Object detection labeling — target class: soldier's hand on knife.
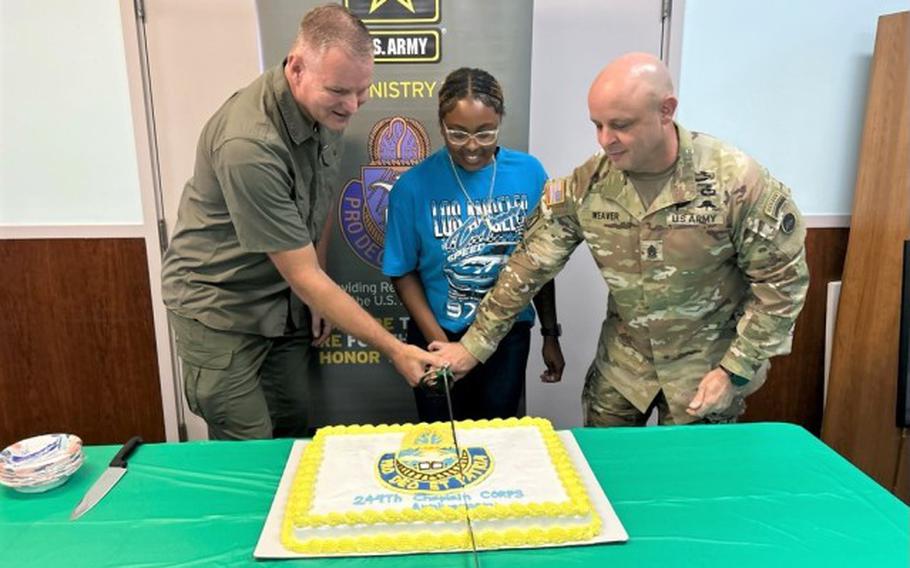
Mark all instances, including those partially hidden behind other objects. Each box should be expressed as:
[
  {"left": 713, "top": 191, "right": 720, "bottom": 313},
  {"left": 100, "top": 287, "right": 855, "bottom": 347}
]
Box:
[{"left": 428, "top": 341, "right": 479, "bottom": 380}]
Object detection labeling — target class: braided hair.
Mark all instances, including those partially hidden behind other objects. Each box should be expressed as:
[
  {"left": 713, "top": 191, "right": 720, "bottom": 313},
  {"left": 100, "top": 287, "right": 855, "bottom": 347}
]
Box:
[{"left": 437, "top": 67, "right": 505, "bottom": 124}]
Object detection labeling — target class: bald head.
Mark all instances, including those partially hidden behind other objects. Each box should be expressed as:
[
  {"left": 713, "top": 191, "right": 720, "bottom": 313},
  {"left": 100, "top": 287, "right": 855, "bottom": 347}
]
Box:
[
  {"left": 587, "top": 52, "right": 678, "bottom": 173},
  {"left": 590, "top": 52, "right": 674, "bottom": 110}
]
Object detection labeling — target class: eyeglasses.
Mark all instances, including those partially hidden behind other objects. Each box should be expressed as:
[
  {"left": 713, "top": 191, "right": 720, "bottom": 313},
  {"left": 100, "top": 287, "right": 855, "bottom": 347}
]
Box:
[{"left": 443, "top": 125, "right": 499, "bottom": 146}]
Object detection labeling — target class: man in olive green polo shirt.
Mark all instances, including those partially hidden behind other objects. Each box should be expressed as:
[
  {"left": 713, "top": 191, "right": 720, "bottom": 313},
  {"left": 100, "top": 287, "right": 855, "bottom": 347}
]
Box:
[
  {"left": 431, "top": 53, "right": 809, "bottom": 426},
  {"left": 161, "top": 5, "right": 442, "bottom": 440}
]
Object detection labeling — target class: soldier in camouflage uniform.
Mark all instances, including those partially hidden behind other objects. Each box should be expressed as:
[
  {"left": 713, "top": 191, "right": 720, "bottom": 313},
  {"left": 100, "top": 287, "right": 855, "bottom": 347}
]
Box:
[{"left": 431, "top": 53, "right": 808, "bottom": 425}]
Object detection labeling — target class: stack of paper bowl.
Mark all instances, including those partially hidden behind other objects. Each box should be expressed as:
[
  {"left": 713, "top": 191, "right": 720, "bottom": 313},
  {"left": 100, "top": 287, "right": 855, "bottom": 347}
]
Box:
[{"left": 0, "top": 434, "right": 84, "bottom": 493}]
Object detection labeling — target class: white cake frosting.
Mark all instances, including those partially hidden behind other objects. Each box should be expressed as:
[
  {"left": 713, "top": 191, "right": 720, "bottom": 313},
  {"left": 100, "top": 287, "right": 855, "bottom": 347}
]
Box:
[{"left": 281, "top": 417, "right": 601, "bottom": 554}]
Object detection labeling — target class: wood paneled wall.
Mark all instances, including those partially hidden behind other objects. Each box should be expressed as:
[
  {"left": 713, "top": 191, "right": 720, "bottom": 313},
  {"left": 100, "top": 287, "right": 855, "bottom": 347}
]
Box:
[
  {"left": 0, "top": 238, "right": 164, "bottom": 446},
  {"left": 742, "top": 228, "right": 849, "bottom": 434}
]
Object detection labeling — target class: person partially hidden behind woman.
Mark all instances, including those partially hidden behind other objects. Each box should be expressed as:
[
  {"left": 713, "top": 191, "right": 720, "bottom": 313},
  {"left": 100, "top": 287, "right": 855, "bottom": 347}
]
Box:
[{"left": 383, "top": 67, "right": 565, "bottom": 422}]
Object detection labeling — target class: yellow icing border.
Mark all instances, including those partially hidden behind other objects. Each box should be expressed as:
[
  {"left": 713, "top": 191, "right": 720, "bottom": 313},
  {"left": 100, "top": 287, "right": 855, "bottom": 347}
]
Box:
[{"left": 280, "top": 416, "right": 601, "bottom": 554}]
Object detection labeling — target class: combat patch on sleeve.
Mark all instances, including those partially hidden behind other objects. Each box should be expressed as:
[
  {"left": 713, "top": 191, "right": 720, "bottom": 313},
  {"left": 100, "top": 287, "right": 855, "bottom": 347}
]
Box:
[
  {"left": 752, "top": 180, "right": 805, "bottom": 256},
  {"left": 781, "top": 212, "right": 796, "bottom": 234}
]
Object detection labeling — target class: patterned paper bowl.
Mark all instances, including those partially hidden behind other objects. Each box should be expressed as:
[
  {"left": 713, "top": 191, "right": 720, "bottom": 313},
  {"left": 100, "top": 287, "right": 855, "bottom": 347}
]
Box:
[{"left": 0, "top": 434, "right": 84, "bottom": 493}]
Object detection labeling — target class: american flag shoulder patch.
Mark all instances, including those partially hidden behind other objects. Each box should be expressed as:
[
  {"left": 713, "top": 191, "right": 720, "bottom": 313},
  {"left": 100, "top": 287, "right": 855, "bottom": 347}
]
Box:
[{"left": 544, "top": 179, "right": 565, "bottom": 206}]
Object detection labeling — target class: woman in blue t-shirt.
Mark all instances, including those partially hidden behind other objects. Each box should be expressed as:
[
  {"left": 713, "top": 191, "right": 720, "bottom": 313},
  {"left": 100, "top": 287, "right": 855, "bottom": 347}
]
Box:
[{"left": 383, "top": 67, "right": 564, "bottom": 421}]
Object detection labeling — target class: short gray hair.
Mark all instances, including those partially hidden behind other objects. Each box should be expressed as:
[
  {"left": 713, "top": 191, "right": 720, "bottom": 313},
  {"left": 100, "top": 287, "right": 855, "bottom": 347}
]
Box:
[{"left": 293, "top": 4, "right": 372, "bottom": 60}]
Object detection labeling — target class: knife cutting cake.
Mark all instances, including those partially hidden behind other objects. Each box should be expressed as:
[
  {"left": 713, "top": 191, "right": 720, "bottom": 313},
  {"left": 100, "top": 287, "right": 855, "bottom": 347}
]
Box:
[{"left": 281, "top": 416, "right": 601, "bottom": 554}]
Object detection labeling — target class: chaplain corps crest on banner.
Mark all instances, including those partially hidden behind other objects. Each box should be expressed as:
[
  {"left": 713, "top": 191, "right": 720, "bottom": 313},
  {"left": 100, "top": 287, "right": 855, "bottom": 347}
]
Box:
[
  {"left": 339, "top": 116, "right": 431, "bottom": 269},
  {"left": 377, "top": 424, "right": 493, "bottom": 493}
]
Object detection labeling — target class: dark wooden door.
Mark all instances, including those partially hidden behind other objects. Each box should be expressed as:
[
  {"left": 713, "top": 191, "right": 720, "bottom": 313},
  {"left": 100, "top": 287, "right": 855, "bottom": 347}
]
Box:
[{"left": 0, "top": 238, "right": 165, "bottom": 446}]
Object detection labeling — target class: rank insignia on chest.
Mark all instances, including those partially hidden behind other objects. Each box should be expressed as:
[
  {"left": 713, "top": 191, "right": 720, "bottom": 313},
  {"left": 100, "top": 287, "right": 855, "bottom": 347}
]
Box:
[{"left": 641, "top": 240, "right": 663, "bottom": 261}]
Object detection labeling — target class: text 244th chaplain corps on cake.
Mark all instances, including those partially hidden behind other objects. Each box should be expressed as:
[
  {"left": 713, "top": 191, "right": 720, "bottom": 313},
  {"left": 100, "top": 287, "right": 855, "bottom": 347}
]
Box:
[{"left": 261, "top": 416, "right": 628, "bottom": 556}]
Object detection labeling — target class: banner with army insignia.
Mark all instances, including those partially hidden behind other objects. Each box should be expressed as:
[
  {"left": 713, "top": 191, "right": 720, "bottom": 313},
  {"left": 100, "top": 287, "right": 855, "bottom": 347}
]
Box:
[{"left": 256, "top": 0, "right": 534, "bottom": 429}]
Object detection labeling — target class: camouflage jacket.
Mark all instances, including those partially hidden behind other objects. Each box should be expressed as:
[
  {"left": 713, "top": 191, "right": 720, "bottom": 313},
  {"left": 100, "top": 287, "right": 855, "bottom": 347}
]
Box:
[{"left": 461, "top": 125, "right": 809, "bottom": 416}]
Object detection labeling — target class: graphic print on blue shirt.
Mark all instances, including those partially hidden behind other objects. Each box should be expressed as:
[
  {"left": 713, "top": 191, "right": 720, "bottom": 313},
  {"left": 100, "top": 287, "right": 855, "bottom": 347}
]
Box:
[
  {"left": 382, "top": 147, "right": 547, "bottom": 332},
  {"left": 436, "top": 196, "right": 529, "bottom": 320}
]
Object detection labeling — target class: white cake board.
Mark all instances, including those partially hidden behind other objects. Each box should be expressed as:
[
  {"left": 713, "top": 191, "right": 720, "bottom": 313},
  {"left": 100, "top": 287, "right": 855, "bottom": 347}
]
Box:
[{"left": 254, "top": 430, "right": 628, "bottom": 558}]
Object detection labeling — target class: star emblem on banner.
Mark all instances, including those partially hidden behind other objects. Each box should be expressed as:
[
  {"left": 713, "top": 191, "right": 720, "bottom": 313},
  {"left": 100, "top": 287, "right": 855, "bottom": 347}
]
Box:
[{"left": 369, "top": 0, "right": 416, "bottom": 14}]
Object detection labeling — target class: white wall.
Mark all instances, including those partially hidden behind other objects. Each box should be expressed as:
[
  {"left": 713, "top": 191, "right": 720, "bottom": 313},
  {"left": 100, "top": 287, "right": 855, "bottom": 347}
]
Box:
[
  {"left": 677, "top": 0, "right": 908, "bottom": 217},
  {"left": 0, "top": 1, "right": 143, "bottom": 225},
  {"left": 144, "top": 0, "right": 261, "bottom": 239}
]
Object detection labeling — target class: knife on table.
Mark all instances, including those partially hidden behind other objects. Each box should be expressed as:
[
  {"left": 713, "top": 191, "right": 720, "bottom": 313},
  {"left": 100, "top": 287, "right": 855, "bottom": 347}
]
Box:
[{"left": 70, "top": 436, "right": 143, "bottom": 521}]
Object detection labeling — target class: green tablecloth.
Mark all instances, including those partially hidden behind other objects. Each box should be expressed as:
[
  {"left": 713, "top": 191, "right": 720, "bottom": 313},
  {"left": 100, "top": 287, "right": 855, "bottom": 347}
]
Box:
[{"left": 1, "top": 423, "right": 906, "bottom": 567}]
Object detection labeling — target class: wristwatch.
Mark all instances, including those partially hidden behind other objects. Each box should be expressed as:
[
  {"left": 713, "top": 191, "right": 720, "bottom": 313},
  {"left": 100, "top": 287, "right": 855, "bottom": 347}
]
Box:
[
  {"left": 720, "top": 365, "right": 749, "bottom": 387},
  {"left": 540, "top": 324, "right": 562, "bottom": 338}
]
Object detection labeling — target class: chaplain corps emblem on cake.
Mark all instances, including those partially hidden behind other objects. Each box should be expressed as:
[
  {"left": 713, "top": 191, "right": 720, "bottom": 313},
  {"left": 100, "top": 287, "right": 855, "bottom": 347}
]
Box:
[{"left": 377, "top": 424, "right": 492, "bottom": 493}]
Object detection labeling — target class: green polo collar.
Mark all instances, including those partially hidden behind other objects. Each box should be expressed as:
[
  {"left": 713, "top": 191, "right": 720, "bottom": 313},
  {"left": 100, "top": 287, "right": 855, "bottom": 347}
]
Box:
[{"left": 272, "top": 62, "right": 318, "bottom": 146}]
